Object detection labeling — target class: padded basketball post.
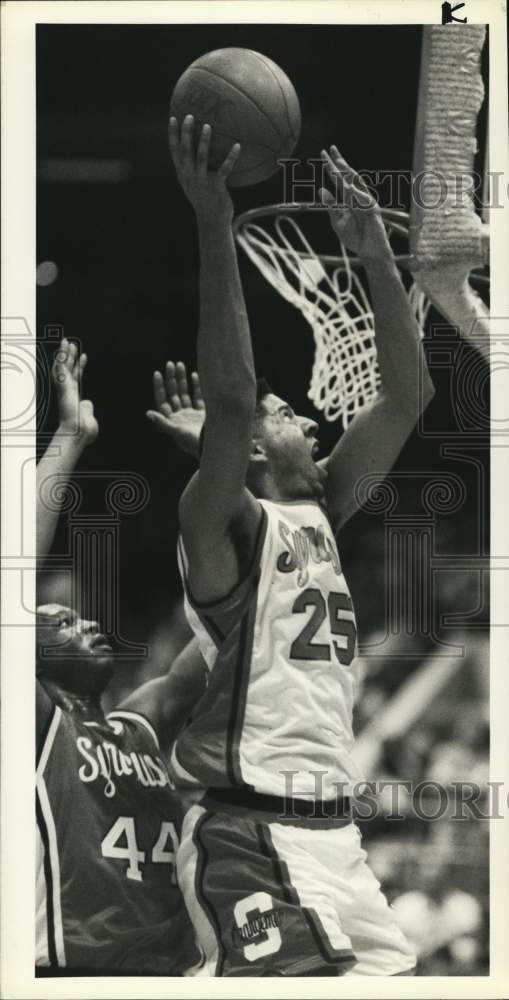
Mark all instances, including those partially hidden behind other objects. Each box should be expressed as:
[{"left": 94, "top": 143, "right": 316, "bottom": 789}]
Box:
[
  {"left": 411, "top": 25, "right": 487, "bottom": 266},
  {"left": 410, "top": 26, "right": 489, "bottom": 355}
]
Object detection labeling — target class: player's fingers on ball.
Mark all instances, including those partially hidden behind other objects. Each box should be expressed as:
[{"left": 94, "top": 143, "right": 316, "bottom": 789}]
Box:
[
  {"left": 196, "top": 124, "right": 211, "bottom": 173},
  {"left": 181, "top": 114, "right": 194, "bottom": 161},
  {"left": 168, "top": 116, "right": 179, "bottom": 148},
  {"left": 218, "top": 142, "right": 241, "bottom": 177},
  {"left": 168, "top": 117, "right": 182, "bottom": 167}
]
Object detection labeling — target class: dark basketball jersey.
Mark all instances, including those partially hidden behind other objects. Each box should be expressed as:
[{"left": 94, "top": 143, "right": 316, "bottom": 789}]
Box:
[{"left": 36, "top": 699, "right": 199, "bottom": 974}]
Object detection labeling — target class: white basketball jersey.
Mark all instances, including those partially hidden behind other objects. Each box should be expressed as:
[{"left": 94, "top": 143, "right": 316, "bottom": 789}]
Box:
[{"left": 173, "top": 499, "right": 362, "bottom": 799}]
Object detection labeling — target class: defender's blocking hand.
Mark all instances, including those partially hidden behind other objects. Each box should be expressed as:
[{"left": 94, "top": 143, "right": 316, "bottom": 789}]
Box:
[
  {"left": 319, "top": 146, "right": 392, "bottom": 263},
  {"left": 147, "top": 361, "right": 205, "bottom": 458},
  {"left": 52, "top": 338, "right": 98, "bottom": 446},
  {"left": 168, "top": 115, "right": 241, "bottom": 225}
]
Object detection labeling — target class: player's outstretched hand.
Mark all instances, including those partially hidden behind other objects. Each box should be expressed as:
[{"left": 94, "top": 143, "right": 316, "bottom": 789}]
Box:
[
  {"left": 52, "top": 338, "right": 98, "bottom": 446},
  {"left": 147, "top": 360, "right": 205, "bottom": 458},
  {"left": 319, "top": 146, "right": 392, "bottom": 263},
  {"left": 169, "top": 115, "right": 241, "bottom": 225}
]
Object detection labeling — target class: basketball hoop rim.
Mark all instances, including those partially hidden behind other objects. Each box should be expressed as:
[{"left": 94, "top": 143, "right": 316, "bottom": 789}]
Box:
[
  {"left": 233, "top": 202, "right": 411, "bottom": 268},
  {"left": 233, "top": 202, "right": 489, "bottom": 286}
]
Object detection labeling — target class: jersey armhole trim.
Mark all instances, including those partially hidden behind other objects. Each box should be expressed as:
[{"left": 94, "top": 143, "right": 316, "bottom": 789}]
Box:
[
  {"left": 107, "top": 710, "right": 160, "bottom": 750},
  {"left": 36, "top": 706, "right": 62, "bottom": 776},
  {"left": 179, "top": 506, "right": 268, "bottom": 614},
  {"left": 170, "top": 741, "right": 202, "bottom": 786}
]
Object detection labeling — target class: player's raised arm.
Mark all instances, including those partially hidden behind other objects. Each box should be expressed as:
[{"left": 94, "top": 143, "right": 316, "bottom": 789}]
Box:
[
  {"left": 169, "top": 116, "right": 261, "bottom": 602},
  {"left": 37, "top": 339, "right": 98, "bottom": 564},
  {"left": 319, "top": 148, "right": 435, "bottom": 532},
  {"left": 114, "top": 636, "right": 208, "bottom": 752}
]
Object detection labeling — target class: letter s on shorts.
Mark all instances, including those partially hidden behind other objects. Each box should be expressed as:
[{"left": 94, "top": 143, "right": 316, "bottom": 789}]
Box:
[{"left": 234, "top": 891, "right": 282, "bottom": 962}]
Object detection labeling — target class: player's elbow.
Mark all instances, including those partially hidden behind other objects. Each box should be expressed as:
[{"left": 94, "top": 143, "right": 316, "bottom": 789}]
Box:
[{"left": 206, "top": 378, "right": 257, "bottom": 420}]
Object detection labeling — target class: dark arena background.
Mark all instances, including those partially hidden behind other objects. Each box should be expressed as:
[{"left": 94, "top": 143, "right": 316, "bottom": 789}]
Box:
[{"left": 36, "top": 24, "right": 489, "bottom": 974}]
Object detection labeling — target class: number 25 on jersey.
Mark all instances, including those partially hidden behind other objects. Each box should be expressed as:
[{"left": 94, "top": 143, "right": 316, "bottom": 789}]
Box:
[{"left": 290, "top": 589, "right": 356, "bottom": 666}]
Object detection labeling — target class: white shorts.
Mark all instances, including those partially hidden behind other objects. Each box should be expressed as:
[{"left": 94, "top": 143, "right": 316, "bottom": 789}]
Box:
[{"left": 177, "top": 802, "right": 416, "bottom": 977}]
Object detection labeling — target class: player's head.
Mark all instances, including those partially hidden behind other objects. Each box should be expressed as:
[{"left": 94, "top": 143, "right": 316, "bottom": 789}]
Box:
[
  {"left": 36, "top": 603, "right": 114, "bottom": 696},
  {"left": 248, "top": 379, "right": 326, "bottom": 500}
]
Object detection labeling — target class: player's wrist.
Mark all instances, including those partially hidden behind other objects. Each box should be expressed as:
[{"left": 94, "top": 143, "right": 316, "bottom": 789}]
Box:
[
  {"left": 56, "top": 421, "right": 93, "bottom": 450},
  {"left": 196, "top": 210, "right": 232, "bottom": 234},
  {"left": 360, "top": 247, "right": 396, "bottom": 271}
]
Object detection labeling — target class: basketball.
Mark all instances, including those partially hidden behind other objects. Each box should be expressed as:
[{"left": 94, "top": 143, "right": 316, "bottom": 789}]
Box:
[{"left": 169, "top": 48, "right": 301, "bottom": 187}]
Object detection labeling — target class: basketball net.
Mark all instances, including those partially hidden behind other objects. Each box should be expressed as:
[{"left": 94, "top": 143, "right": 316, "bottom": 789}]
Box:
[
  {"left": 234, "top": 204, "right": 429, "bottom": 427},
  {"left": 234, "top": 25, "right": 489, "bottom": 426}
]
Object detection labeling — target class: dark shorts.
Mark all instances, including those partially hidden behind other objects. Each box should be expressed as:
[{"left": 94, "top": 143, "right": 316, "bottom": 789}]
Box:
[{"left": 177, "top": 797, "right": 415, "bottom": 977}]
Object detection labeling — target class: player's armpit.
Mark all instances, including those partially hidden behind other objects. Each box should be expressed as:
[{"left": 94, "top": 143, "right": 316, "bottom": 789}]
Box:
[
  {"left": 325, "top": 390, "right": 434, "bottom": 533},
  {"left": 115, "top": 638, "right": 208, "bottom": 752}
]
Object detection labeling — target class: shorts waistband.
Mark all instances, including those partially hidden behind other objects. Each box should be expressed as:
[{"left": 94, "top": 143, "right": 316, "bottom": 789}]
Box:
[{"left": 201, "top": 786, "right": 352, "bottom": 827}]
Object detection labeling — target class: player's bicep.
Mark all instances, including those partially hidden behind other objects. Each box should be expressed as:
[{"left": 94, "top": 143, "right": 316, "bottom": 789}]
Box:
[
  {"left": 325, "top": 394, "right": 417, "bottom": 531},
  {"left": 180, "top": 418, "right": 262, "bottom": 601},
  {"left": 194, "top": 410, "right": 255, "bottom": 527}
]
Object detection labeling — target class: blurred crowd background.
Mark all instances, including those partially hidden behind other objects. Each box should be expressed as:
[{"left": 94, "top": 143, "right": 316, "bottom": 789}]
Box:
[{"left": 36, "top": 24, "right": 489, "bottom": 975}]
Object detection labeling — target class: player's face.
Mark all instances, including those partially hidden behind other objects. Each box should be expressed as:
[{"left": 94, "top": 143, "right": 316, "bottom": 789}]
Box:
[
  {"left": 36, "top": 603, "right": 114, "bottom": 694},
  {"left": 254, "top": 394, "right": 327, "bottom": 499}
]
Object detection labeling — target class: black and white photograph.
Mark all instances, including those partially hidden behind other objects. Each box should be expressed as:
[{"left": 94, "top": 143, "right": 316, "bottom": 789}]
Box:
[{"left": 1, "top": 1, "right": 509, "bottom": 996}]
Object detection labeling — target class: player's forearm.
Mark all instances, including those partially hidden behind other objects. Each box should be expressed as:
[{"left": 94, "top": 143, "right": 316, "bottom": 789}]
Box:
[
  {"left": 197, "top": 218, "right": 256, "bottom": 417},
  {"left": 363, "top": 252, "right": 435, "bottom": 414},
  {"left": 36, "top": 430, "right": 86, "bottom": 563},
  {"left": 118, "top": 638, "right": 208, "bottom": 750}
]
